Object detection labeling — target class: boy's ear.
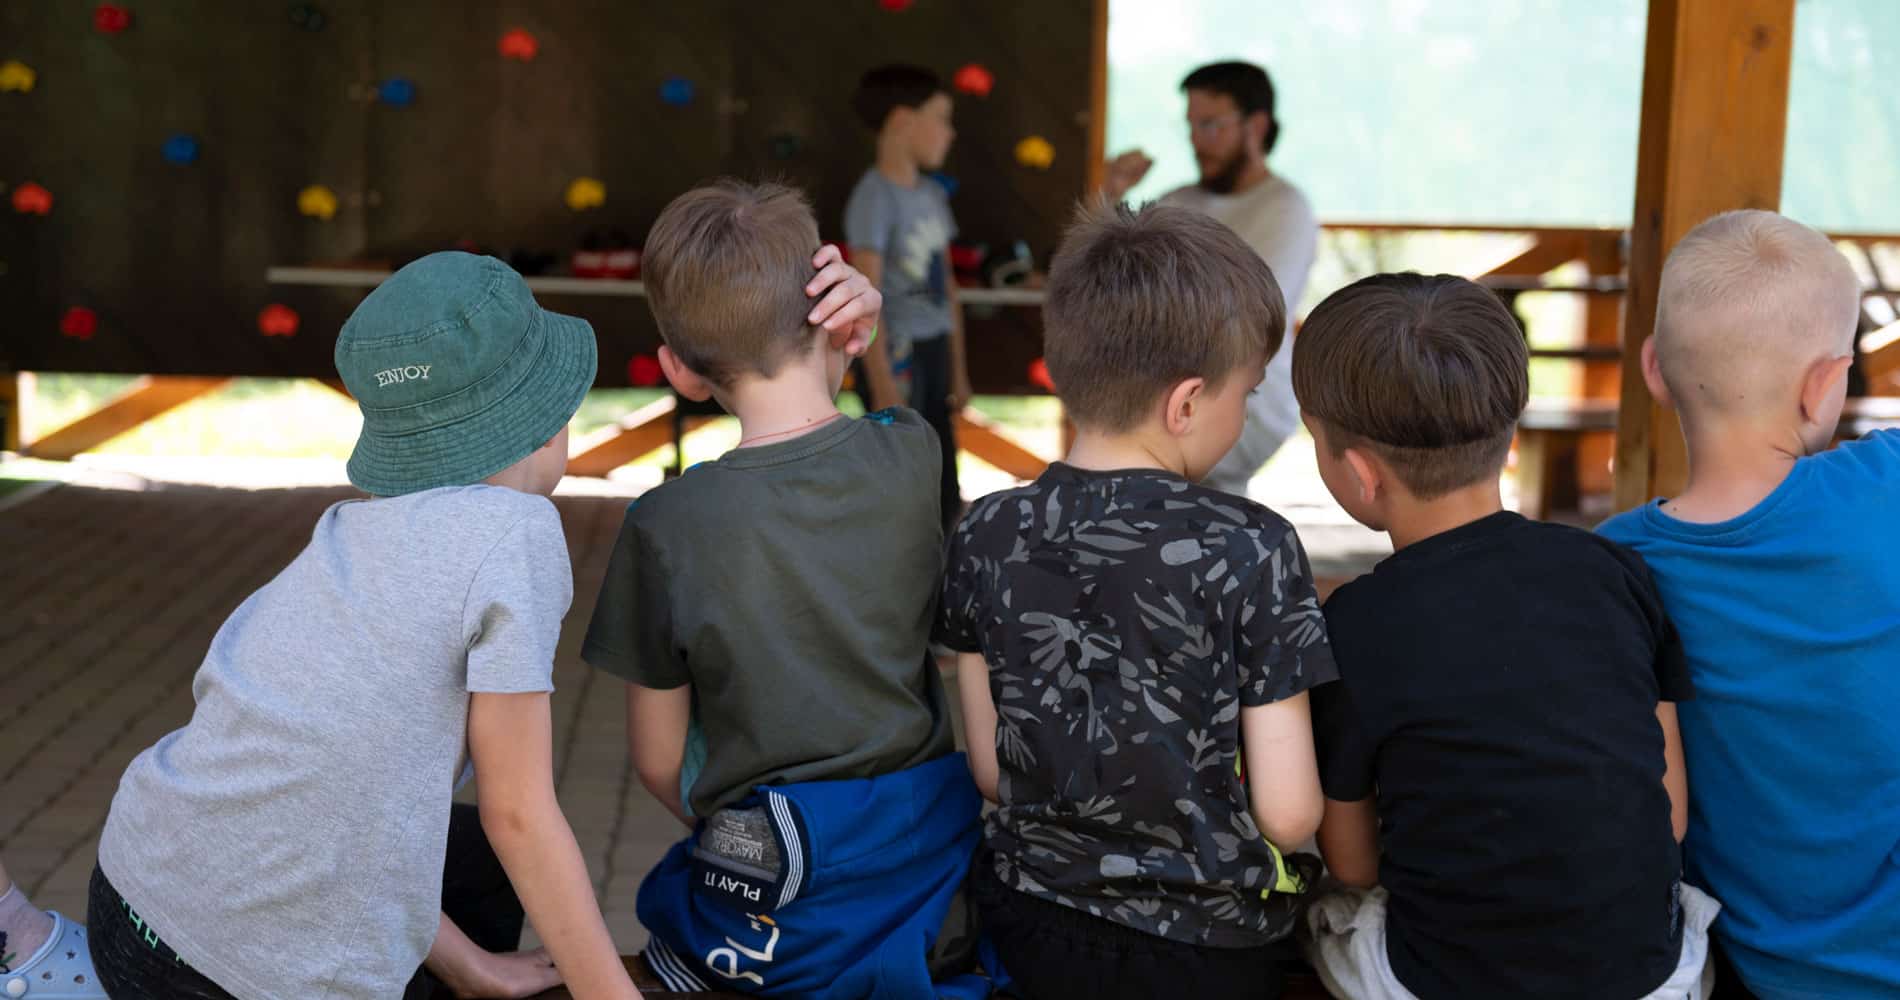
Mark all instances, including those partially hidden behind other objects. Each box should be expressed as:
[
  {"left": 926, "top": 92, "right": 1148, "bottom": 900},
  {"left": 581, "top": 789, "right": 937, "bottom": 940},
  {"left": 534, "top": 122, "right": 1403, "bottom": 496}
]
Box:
[
  {"left": 1640, "top": 337, "right": 1675, "bottom": 410},
  {"left": 1798, "top": 353, "right": 1854, "bottom": 425},
  {"left": 657, "top": 346, "right": 714, "bottom": 403},
  {"left": 1163, "top": 377, "right": 1207, "bottom": 437},
  {"left": 1342, "top": 447, "right": 1384, "bottom": 507}
]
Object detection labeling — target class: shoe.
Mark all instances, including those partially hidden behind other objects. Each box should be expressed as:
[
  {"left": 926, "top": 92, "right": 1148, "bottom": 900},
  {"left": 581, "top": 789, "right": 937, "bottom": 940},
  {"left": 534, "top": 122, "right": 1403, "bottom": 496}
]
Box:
[{"left": 3, "top": 912, "right": 108, "bottom": 998}]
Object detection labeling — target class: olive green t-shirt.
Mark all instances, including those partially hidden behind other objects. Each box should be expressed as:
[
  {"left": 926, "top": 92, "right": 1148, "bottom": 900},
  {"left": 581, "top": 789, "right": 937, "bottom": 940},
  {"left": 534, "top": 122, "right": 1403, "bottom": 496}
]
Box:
[{"left": 582, "top": 408, "right": 955, "bottom": 816}]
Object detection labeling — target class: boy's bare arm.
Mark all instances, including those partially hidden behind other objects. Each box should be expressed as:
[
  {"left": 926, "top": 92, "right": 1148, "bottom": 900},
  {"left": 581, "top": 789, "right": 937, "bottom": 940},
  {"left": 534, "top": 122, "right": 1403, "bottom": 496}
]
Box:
[
  {"left": 945, "top": 255, "right": 972, "bottom": 409},
  {"left": 1657, "top": 701, "right": 1689, "bottom": 842},
  {"left": 469, "top": 691, "right": 642, "bottom": 999},
  {"left": 845, "top": 248, "right": 904, "bottom": 411},
  {"left": 1240, "top": 692, "right": 1325, "bottom": 849},
  {"left": 1317, "top": 797, "right": 1381, "bottom": 889},
  {"left": 626, "top": 683, "right": 693, "bottom": 827},
  {"left": 955, "top": 652, "right": 1000, "bottom": 802}
]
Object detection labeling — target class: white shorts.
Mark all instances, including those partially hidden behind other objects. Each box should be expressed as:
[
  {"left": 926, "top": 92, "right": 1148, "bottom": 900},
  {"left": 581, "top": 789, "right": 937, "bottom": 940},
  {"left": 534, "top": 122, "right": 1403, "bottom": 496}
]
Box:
[{"left": 1303, "top": 882, "right": 1720, "bottom": 1000}]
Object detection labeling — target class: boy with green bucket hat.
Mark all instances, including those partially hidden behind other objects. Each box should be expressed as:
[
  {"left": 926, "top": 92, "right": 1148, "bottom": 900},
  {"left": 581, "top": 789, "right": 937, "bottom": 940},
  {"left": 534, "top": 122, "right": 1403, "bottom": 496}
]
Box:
[{"left": 84, "top": 249, "right": 885, "bottom": 1000}]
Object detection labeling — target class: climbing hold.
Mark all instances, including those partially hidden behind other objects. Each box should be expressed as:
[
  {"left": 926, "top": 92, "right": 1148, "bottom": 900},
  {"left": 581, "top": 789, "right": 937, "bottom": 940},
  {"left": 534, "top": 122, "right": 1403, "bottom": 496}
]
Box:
[
  {"left": 952, "top": 63, "right": 993, "bottom": 98},
  {"left": 768, "top": 133, "right": 800, "bottom": 161},
  {"left": 499, "top": 28, "right": 538, "bottom": 61},
  {"left": 297, "top": 184, "right": 338, "bottom": 220},
  {"left": 0, "top": 60, "right": 36, "bottom": 93},
  {"left": 1014, "top": 135, "right": 1055, "bottom": 170},
  {"left": 927, "top": 172, "right": 959, "bottom": 198},
  {"left": 1028, "top": 358, "right": 1055, "bottom": 393},
  {"left": 93, "top": 4, "right": 132, "bottom": 33},
  {"left": 627, "top": 355, "right": 664, "bottom": 387},
  {"left": 258, "top": 304, "right": 300, "bottom": 337},
  {"left": 162, "top": 133, "right": 200, "bottom": 165},
  {"left": 564, "top": 177, "right": 605, "bottom": 211},
  {"left": 658, "top": 77, "right": 695, "bottom": 107},
  {"left": 60, "top": 306, "right": 98, "bottom": 340},
  {"left": 288, "top": 3, "right": 325, "bottom": 30},
  {"left": 377, "top": 77, "right": 417, "bottom": 107},
  {"left": 878, "top": 0, "right": 913, "bottom": 10},
  {"left": 11, "top": 182, "right": 52, "bottom": 215}
]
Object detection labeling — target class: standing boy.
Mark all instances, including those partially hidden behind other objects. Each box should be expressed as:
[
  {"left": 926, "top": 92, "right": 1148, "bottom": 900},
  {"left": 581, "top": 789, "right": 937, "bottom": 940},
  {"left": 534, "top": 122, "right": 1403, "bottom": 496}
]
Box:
[
  {"left": 584, "top": 181, "right": 980, "bottom": 999},
  {"left": 1600, "top": 210, "right": 1900, "bottom": 998},
  {"left": 845, "top": 64, "right": 970, "bottom": 534},
  {"left": 939, "top": 202, "right": 1335, "bottom": 1000},
  {"left": 1295, "top": 273, "right": 1715, "bottom": 999}
]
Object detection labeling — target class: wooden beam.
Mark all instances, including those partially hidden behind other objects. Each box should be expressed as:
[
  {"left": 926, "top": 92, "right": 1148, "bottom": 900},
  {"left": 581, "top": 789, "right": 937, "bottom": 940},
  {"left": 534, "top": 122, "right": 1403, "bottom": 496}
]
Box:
[
  {"left": 566, "top": 395, "right": 720, "bottom": 478},
  {"left": 1085, "top": 0, "right": 1109, "bottom": 194},
  {"left": 22, "top": 376, "right": 231, "bottom": 460},
  {"left": 1480, "top": 233, "right": 1586, "bottom": 278},
  {"left": 1863, "top": 321, "right": 1900, "bottom": 392},
  {"left": 1614, "top": 0, "right": 1794, "bottom": 511},
  {"left": 955, "top": 408, "right": 1049, "bottom": 481},
  {"left": 1, "top": 371, "right": 20, "bottom": 453}
]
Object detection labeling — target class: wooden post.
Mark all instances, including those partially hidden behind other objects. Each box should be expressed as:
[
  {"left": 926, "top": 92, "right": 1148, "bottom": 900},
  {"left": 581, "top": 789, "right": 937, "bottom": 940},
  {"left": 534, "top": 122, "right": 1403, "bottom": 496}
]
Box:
[
  {"left": 1, "top": 371, "right": 20, "bottom": 453},
  {"left": 1085, "top": 0, "right": 1108, "bottom": 194},
  {"left": 1579, "top": 232, "right": 1625, "bottom": 496},
  {"left": 1614, "top": 0, "right": 1795, "bottom": 510}
]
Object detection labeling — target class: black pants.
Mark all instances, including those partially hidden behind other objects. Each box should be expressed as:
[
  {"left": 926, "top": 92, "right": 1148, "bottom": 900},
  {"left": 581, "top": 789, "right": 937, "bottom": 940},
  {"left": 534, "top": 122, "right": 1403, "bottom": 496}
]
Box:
[
  {"left": 972, "top": 856, "right": 1292, "bottom": 1000},
  {"left": 907, "top": 335, "right": 961, "bottom": 536},
  {"left": 88, "top": 804, "right": 523, "bottom": 999}
]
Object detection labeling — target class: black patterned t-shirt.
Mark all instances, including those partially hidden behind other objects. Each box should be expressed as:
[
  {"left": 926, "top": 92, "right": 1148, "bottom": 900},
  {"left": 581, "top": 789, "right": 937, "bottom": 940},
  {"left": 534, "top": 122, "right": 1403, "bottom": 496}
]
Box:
[{"left": 936, "top": 463, "right": 1337, "bottom": 948}]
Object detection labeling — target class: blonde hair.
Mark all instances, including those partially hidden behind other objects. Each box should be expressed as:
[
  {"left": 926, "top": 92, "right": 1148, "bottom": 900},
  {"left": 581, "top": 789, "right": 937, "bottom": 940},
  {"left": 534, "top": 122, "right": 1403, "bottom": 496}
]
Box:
[{"left": 1655, "top": 210, "right": 1860, "bottom": 416}]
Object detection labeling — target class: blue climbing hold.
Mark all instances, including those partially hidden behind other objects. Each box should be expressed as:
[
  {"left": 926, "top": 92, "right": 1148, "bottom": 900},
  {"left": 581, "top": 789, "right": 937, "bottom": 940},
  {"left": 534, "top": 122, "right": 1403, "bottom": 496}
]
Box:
[
  {"left": 162, "top": 133, "right": 200, "bottom": 165},
  {"left": 378, "top": 77, "right": 417, "bottom": 107},
  {"left": 659, "top": 76, "right": 695, "bottom": 107},
  {"left": 928, "top": 172, "right": 959, "bottom": 198}
]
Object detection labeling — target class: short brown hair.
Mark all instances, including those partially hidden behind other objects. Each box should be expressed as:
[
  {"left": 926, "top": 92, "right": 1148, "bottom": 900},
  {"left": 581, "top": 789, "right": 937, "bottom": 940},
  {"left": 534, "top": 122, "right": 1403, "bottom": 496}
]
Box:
[
  {"left": 1292, "top": 273, "right": 1528, "bottom": 499},
  {"left": 643, "top": 180, "right": 820, "bottom": 385},
  {"left": 1043, "top": 201, "right": 1285, "bottom": 432}
]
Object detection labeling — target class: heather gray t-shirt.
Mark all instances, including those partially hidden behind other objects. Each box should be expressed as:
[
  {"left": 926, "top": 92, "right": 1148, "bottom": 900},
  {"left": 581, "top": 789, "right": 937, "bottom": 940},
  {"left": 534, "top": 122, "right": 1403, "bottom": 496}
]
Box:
[
  {"left": 844, "top": 168, "right": 959, "bottom": 345},
  {"left": 582, "top": 409, "right": 955, "bottom": 817},
  {"left": 98, "top": 485, "right": 569, "bottom": 1000}
]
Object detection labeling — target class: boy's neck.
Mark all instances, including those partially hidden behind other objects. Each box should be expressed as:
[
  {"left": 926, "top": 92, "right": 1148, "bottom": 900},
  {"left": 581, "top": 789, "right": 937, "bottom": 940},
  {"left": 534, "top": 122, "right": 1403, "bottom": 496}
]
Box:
[
  {"left": 1668, "top": 417, "right": 1810, "bottom": 523},
  {"left": 1383, "top": 480, "right": 1505, "bottom": 551},
  {"left": 874, "top": 136, "right": 921, "bottom": 188},
  {"left": 1064, "top": 427, "right": 1188, "bottom": 479},
  {"left": 719, "top": 359, "right": 843, "bottom": 451}
]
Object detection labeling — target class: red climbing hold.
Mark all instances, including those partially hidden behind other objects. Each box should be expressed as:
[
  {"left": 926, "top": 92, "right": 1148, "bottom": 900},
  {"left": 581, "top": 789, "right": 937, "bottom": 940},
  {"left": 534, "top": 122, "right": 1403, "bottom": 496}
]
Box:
[
  {"left": 93, "top": 4, "right": 132, "bottom": 33},
  {"left": 60, "top": 306, "right": 98, "bottom": 340},
  {"left": 258, "top": 304, "right": 301, "bottom": 337},
  {"left": 1028, "top": 358, "right": 1055, "bottom": 393},
  {"left": 627, "top": 355, "right": 664, "bottom": 387},
  {"left": 877, "top": 0, "right": 912, "bottom": 10},
  {"left": 953, "top": 64, "right": 994, "bottom": 98},
  {"left": 499, "top": 28, "right": 538, "bottom": 61},
  {"left": 11, "top": 182, "right": 52, "bottom": 216}
]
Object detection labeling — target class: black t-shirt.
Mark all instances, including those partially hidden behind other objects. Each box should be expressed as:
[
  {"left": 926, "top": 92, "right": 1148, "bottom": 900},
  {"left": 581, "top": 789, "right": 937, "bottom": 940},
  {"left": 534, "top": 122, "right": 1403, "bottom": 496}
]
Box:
[
  {"left": 937, "top": 463, "right": 1337, "bottom": 948},
  {"left": 582, "top": 409, "right": 953, "bottom": 816},
  {"left": 1312, "top": 511, "right": 1693, "bottom": 1000}
]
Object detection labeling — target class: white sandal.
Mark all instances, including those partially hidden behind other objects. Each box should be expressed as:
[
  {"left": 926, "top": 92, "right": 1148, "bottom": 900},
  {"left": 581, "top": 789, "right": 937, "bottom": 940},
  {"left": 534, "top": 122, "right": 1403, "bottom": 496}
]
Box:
[{"left": 3, "top": 912, "right": 107, "bottom": 998}]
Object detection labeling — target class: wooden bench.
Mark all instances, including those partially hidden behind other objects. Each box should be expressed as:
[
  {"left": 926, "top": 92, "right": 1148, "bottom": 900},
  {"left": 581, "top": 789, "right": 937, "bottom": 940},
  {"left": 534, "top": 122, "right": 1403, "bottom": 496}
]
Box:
[
  {"left": 1516, "top": 396, "right": 1900, "bottom": 519},
  {"left": 534, "top": 953, "right": 1337, "bottom": 998}
]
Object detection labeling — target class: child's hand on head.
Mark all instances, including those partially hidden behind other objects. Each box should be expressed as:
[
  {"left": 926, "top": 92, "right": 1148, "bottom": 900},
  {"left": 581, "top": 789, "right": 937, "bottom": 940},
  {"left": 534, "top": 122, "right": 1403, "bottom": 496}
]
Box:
[{"left": 807, "top": 245, "right": 882, "bottom": 357}]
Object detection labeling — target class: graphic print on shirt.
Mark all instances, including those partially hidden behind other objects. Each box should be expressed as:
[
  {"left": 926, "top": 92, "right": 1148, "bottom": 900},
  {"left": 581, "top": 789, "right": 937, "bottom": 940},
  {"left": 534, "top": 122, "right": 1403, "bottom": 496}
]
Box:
[
  {"left": 896, "top": 214, "right": 951, "bottom": 308},
  {"left": 705, "top": 913, "right": 782, "bottom": 987}
]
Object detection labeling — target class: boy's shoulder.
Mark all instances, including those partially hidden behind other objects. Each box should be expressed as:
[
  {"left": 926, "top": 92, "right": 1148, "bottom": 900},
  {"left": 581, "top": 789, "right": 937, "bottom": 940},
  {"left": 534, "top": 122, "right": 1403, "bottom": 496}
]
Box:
[{"left": 337, "top": 484, "right": 558, "bottom": 544}]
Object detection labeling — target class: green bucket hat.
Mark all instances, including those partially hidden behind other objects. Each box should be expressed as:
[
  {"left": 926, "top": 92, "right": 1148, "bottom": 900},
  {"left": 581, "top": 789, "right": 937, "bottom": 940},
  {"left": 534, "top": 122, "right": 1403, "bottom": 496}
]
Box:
[{"left": 335, "top": 251, "right": 597, "bottom": 496}]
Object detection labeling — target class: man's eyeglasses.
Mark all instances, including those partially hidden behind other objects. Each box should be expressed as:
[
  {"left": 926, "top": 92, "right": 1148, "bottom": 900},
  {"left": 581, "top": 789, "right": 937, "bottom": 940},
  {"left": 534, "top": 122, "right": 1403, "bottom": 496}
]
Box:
[{"left": 1186, "top": 113, "right": 1242, "bottom": 139}]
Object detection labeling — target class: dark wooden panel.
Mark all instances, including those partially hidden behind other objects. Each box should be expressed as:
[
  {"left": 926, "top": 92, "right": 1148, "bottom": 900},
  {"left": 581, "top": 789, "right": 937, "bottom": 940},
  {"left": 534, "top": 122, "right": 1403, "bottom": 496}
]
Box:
[{"left": 0, "top": 1, "right": 1090, "bottom": 387}]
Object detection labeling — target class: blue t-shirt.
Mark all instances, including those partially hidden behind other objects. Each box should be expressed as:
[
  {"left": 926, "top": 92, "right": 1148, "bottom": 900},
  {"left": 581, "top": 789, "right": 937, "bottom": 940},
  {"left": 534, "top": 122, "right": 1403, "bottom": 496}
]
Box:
[
  {"left": 843, "top": 169, "right": 957, "bottom": 345},
  {"left": 1599, "top": 430, "right": 1900, "bottom": 999}
]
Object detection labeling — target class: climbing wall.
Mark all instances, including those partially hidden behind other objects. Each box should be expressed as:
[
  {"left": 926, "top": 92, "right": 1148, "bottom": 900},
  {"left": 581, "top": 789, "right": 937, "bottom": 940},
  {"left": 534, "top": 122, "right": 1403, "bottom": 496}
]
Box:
[{"left": 0, "top": 1, "right": 1093, "bottom": 388}]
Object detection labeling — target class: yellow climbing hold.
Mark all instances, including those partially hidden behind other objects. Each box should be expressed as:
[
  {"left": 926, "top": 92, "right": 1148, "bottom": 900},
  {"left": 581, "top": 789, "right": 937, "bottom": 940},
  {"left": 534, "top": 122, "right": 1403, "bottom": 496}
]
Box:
[
  {"left": 0, "top": 60, "right": 36, "bottom": 93},
  {"left": 1014, "top": 135, "right": 1055, "bottom": 170},
  {"left": 297, "top": 184, "right": 339, "bottom": 221},
  {"left": 565, "top": 177, "right": 606, "bottom": 211}
]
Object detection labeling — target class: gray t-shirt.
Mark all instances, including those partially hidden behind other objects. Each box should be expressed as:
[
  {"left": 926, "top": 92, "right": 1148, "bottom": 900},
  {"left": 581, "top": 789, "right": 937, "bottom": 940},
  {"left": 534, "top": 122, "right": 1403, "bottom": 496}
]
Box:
[
  {"left": 98, "top": 486, "right": 569, "bottom": 1000},
  {"left": 582, "top": 409, "right": 955, "bottom": 817},
  {"left": 844, "top": 169, "right": 959, "bottom": 345},
  {"left": 1163, "top": 174, "right": 1319, "bottom": 493}
]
